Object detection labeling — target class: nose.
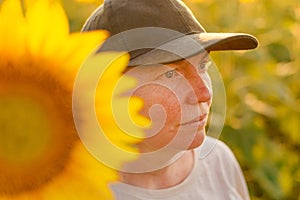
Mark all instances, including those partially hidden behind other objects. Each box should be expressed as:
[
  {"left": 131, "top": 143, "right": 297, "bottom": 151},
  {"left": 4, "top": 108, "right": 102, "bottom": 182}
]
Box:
[{"left": 186, "top": 72, "right": 212, "bottom": 105}]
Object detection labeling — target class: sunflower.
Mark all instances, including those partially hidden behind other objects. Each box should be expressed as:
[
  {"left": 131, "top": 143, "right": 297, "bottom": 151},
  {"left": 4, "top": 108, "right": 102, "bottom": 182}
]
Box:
[
  {"left": 0, "top": 0, "right": 146, "bottom": 199},
  {"left": 74, "top": 0, "right": 103, "bottom": 4}
]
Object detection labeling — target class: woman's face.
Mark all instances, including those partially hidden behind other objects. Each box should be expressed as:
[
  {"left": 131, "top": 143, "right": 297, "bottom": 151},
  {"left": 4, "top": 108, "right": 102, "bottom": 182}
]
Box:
[{"left": 125, "top": 52, "right": 212, "bottom": 152}]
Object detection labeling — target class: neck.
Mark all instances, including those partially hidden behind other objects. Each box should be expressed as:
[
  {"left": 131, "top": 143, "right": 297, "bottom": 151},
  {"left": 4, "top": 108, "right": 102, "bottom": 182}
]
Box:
[{"left": 119, "top": 150, "right": 194, "bottom": 189}]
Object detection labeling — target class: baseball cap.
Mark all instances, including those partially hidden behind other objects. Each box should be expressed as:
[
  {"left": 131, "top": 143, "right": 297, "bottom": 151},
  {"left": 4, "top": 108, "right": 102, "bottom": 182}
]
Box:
[{"left": 82, "top": 0, "right": 258, "bottom": 66}]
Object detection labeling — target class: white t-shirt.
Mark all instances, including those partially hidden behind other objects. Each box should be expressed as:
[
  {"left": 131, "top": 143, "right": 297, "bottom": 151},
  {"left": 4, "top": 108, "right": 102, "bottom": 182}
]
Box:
[{"left": 110, "top": 136, "right": 250, "bottom": 200}]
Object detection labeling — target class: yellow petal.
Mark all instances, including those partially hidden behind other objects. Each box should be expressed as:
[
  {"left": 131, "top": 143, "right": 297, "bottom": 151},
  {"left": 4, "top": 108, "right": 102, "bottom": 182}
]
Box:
[
  {"left": 26, "top": 0, "right": 69, "bottom": 57},
  {"left": 73, "top": 52, "right": 146, "bottom": 170},
  {"left": 0, "top": 0, "right": 26, "bottom": 62},
  {"left": 41, "top": 143, "right": 116, "bottom": 200},
  {"left": 62, "top": 31, "right": 109, "bottom": 71}
]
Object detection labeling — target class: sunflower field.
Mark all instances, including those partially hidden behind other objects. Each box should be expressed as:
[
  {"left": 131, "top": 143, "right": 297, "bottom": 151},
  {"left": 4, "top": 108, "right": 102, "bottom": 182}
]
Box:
[{"left": 183, "top": 0, "right": 300, "bottom": 199}]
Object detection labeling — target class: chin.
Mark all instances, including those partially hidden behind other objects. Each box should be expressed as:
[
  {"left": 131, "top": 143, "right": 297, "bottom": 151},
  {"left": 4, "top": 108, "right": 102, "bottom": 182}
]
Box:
[{"left": 186, "top": 130, "right": 206, "bottom": 150}]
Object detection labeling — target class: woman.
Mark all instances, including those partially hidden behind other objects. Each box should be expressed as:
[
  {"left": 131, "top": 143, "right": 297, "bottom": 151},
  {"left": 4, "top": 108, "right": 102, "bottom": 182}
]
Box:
[{"left": 82, "top": 0, "right": 258, "bottom": 199}]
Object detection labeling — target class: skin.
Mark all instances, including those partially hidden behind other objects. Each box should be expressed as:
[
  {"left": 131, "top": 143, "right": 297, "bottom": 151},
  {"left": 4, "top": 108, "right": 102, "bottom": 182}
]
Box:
[{"left": 121, "top": 52, "right": 213, "bottom": 189}]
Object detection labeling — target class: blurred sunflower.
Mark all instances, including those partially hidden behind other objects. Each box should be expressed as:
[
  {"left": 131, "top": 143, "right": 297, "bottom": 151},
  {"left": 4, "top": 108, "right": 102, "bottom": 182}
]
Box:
[
  {"left": 0, "top": 0, "right": 146, "bottom": 199},
  {"left": 75, "top": 0, "right": 103, "bottom": 4}
]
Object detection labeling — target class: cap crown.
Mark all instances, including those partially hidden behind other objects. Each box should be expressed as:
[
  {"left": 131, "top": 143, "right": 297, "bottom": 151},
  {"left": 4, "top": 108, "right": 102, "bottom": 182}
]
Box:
[{"left": 83, "top": 0, "right": 206, "bottom": 36}]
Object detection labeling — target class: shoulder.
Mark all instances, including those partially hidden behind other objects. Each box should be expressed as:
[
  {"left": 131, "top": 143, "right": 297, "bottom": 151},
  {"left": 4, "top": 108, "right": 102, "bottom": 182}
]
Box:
[
  {"left": 195, "top": 136, "right": 241, "bottom": 171},
  {"left": 192, "top": 137, "right": 250, "bottom": 199},
  {"left": 197, "top": 136, "right": 236, "bottom": 158}
]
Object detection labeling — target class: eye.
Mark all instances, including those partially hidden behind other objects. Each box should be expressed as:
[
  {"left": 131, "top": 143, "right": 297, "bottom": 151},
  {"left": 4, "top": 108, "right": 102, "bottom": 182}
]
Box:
[
  {"left": 156, "top": 69, "right": 181, "bottom": 81},
  {"left": 165, "top": 70, "right": 175, "bottom": 78},
  {"left": 198, "top": 61, "right": 212, "bottom": 71}
]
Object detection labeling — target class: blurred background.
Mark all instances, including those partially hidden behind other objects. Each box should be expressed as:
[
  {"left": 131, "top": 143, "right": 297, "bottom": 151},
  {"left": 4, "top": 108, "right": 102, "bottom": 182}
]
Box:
[{"left": 63, "top": 0, "right": 299, "bottom": 199}]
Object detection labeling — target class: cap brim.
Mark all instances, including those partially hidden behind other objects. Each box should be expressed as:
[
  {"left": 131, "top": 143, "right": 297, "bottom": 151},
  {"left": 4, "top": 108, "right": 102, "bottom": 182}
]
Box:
[
  {"left": 197, "top": 33, "right": 258, "bottom": 51},
  {"left": 129, "top": 32, "right": 258, "bottom": 66}
]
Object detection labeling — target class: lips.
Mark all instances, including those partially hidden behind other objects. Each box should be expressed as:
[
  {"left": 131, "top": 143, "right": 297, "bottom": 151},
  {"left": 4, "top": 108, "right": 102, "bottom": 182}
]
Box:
[{"left": 180, "top": 114, "right": 208, "bottom": 127}]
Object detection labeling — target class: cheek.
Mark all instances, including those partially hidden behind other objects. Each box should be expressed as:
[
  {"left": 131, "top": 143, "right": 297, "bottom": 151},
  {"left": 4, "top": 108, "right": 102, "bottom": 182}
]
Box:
[{"left": 133, "top": 83, "right": 181, "bottom": 131}]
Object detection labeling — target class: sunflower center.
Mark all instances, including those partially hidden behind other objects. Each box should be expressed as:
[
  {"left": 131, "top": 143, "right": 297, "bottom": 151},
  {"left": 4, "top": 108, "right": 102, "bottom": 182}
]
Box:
[
  {"left": 0, "top": 63, "right": 78, "bottom": 195},
  {"left": 0, "top": 94, "right": 51, "bottom": 164}
]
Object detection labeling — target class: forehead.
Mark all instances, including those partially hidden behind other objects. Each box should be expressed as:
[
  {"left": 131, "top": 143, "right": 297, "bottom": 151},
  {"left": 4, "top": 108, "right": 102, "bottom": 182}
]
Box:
[{"left": 167, "top": 52, "right": 209, "bottom": 69}]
